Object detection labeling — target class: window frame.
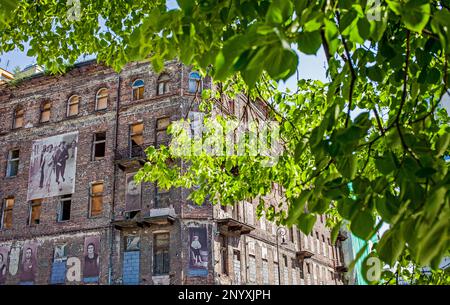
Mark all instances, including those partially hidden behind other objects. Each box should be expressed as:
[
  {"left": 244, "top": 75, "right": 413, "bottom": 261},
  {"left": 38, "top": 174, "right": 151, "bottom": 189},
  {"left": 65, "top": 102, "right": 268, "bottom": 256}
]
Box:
[
  {"left": 89, "top": 181, "right": 104, "bottom": 218},
  {"left": 6, "top": 149, "right": 20, "bottom": 177},
  {"left": 40, "top": 101, "right": 52, "bottom": 123},
  {"left": 28, "top": 199, "right": 42, "bottom": 226},
  {"left": 156, "top": 73, "right": 170, "bottom": 96},
  {"left": 57, "top": 195, "right": 72, "bottom": 222},
  {"left": 92, "top": 132, "right": 106, "bottom": 160},
  {"left": 129, "top": 122, "right": 144, "bottom": 157},
  {"left": 132, "top": 79, "right": 145, "bottom": 101},
  {"left": 188, "top": 72, "right": 202, "bottom": 93},
  {"left": 95, "top": 88, "right": 108, "bottom": 111},
  {"left": 1, "top": 197, "right": 14, "bottom": 230},
  {"left": 153, "top": 232, "right": 170, "bottom": 276},
  {"left": 12, "top": 106, "right": 24, "bottom": 129},
  {"left": 66, "top": 95, "right": 80, "bottom": 117}
]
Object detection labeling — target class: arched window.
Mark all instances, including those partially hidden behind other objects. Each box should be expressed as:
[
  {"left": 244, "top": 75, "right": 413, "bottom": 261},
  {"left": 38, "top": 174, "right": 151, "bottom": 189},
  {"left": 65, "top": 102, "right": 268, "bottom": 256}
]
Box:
[
  {"left": 67, "top": 95, "right": 80, "bottom": 117},
  {"left": 157, "top": 73, "right": 170, "bottom": 96},
  {"left": 188, "top": 72, "right": 202, "bottom": 93},
  {"left": 13, "top": 106, "right": 24, "bottom": 129},
  {"left": 40, "top": 101, "right": 52, "bottom": 123},
  {"left": 95, "top": 88, "right": 108, "bottom": 110},
  {"left": 132, "top": 79, "right": 144, "bottom": 101}
]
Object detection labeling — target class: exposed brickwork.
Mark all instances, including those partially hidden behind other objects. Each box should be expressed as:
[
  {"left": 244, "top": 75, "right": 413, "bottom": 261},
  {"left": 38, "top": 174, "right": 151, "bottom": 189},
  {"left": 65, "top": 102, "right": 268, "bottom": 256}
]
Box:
[{"left": 0, "top": 60, "right": 346, "bottom": 285}]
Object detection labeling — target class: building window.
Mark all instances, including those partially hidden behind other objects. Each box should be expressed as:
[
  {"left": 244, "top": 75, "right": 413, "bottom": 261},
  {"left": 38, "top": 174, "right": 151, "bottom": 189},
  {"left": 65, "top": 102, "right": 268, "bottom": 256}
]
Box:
[
  {"left": 89, "top": 182, "right": 104, "bottom": 217},
  {"left": 1, "top": 198, "right": 14, "bottom": 229},
  {"left": 13, "top": 106, "right": 24, "bottom": 129},
  {"left": 157, "top": 73, "right": 170, "bottom": 95},
  {"left": 289, "top": 227, "right": 294, "bottom": 243},
  {"left": 155, "top": 185, "right": 170, "bottom": 209},
  {"left": 92, "top": 132, "right": 106, "bottom": 160},
  {"left": 132, "top": 79, "right": 144, "bottom": 101},
  {"left": 28, "top": 199, "right": 42, "bottom": 226},
  {"left": 40, "top": 101, "right": 51, "bottom": 123},
  {"left": 58, "top": 195, "right": 71, "bottom": 222},
  {"left": 262, "top": 259, "right": 269, "bottom": 284},
  {"left": 156, "top": 117, "right": 170, "bottom": 146},
  {"left": 153, "top": 233, "right": 170, "bottom": 275},
  {"left": 129, "top": 123, "right": 144, "bottom": 157},
  {"left": 95, "top": 88, "right": 108, "bottom": 110},
  {"left": 67, "top": 95, "right": 80, "bottom": 117},
  {"left": 316, "top": 232, "right": 320, "bottom": 254},
  {"left": 188, "top": 72, "right": 202, "bottom": 93},
  {"left": 220, "top": 235, "right": 229, "bottom": 276},
  {"left": 6, "top": 149, "right": 20, "bottom": 177}
]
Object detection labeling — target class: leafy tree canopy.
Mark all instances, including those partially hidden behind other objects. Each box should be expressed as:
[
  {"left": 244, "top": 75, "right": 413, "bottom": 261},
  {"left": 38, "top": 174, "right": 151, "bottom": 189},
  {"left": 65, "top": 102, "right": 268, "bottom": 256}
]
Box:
[{"left": 1, "top": 0, "right": 450, "bottom": 283}]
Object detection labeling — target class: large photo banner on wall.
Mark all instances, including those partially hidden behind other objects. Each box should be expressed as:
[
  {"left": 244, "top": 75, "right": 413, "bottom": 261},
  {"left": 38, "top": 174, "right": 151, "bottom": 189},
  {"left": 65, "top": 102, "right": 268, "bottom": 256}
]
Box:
[
  {"left": 188, "top": 226, "right": 208, "bottom": 277},
  {"left": 27, "top": 131, "right": 78, "bottom": 200},
  {"left": 0, "top": 245, "right": 10, "bottom": 284}
]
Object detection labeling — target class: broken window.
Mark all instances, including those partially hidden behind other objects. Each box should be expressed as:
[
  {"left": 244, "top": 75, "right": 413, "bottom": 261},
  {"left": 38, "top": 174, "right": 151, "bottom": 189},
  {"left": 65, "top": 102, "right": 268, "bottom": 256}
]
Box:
[
  {"left": 67, "top": 95, "right": 80, "bottom": 117},
  {"left": 132, "top": 79, "right": 144, "bottom": 101},
  {"left": 13, "top": 106, "right": 24, "bottom": 129},
  {"left": 1, "top": 197, "right": 14, "bottom": 229},
  {"left": 28, "top": 199, "right": 42, "bottom": 226},
  {"left": 89, "top": 182, "right": 104, "bottom": 217},
  {"left": 95, "top": 88, "right": 108, "bottom": 110},
  {"left": 129, "top": 123, "right": 144, "bottom": 157},
  {"left": 40, "top": 101, "right": 52, "bottom": 123},
  {"left": 157, "top": 73, "right": 170, "bottom": 95},
  {"left": 6, "top": 149, "right": 19, "bottom": 177},
  {"left": 92, "top": 132, "right": 106, "bottom": 159},
  {"left": 58, "top": 195, "right": 71, "bottom": 222},
  {"left": 188, "top": 72, "right": 202, "bottom": 93},
  {"left": 153, "top": 233, "right": 170, "bottom": 275}
]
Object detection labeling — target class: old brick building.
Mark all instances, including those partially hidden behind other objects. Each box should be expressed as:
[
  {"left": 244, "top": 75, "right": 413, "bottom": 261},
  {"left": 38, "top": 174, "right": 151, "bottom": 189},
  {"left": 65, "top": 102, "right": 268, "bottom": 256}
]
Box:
[{"left": 0, "top": 60, "right": 347, "bottom": 285}]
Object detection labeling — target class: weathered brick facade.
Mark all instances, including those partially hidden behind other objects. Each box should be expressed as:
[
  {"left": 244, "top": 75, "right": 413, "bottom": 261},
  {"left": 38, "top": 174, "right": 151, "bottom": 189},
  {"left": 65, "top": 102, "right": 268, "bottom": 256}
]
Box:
[{"left": 0, "top": 60, "right": 347, "bottom": 285}]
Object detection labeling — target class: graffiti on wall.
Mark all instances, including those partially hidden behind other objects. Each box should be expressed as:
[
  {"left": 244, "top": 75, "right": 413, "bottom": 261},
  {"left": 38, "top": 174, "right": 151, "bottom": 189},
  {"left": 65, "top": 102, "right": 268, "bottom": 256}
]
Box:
[
  {"left": 83, "top": 236, "right": 100, "bottom": 283},
  {"left": 27, "top": 131, "right": 78, "bottom": 201},
  {"left": 19, "top": 241, "right": 38, "bottom": 285},
  {"left": 187, "top": 226, "right": 209, "bottom": 277},
  {"left": 50, "top": 244, "right": 68, "bottom": 284}
]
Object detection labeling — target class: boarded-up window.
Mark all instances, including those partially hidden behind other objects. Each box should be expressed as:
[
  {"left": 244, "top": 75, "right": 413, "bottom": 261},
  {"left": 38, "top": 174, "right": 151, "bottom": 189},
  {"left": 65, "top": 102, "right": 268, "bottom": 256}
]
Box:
[
  {"left": 29, "top": 199, "right": 42, "bottom": 225},
  {"left": 95, "top": 88, "right": 108, "bottom": 110},
  {"left": 132, "top": 79, "right": 144, "bottom": 100},
  {"left": 89, "top": 182, "right": 104, "bottom": 217},
  {"left": 13, "top": 106, "right": 24, "bottom": 129},
  {"left": 58, "top": 195, "right": 71, "bottom": 222},
  {"left": 67, "top": 95, "right": 80, "bottom": 117},
  {"left": 156, "top": 117, "right": 170, "bottom": 146},
  {"left": 6, "top": 149, "right": 19, "bottom": 177},
  {"left": 157, "top": 74, "right": 170, "bottom": 95},
  {"left": 1, "top": 198, "right": 14, "bottom": 229},
  {"left": 153, "top": 233, "right": 170, "bottom": 275},
  {"left": 93, "top": 132, "right": 106, "bottom": 159},
  {"left": 40, "top": 101, "right": 51, "bottom": 123}
]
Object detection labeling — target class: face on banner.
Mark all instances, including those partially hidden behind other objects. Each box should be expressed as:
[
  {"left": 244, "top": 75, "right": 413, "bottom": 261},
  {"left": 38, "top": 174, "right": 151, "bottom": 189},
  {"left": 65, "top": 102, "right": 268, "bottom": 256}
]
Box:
[
  {"left": 188, "top": 227, "right": 208, "bottom": 277},
  {"left": 0, "top": 245, "right": 10, "bottom": 284},
  {"left": 19, "top": 241, "right": 38, "bottom": 284},
  {"left": 125, "top": 173, "right": 141, "bottom": 212},
  {"left": 27, "top": 132, "right": 78, "bottom": 201},
  {"left": 83, "top": 236, "right": 100, "bottom": 281}
]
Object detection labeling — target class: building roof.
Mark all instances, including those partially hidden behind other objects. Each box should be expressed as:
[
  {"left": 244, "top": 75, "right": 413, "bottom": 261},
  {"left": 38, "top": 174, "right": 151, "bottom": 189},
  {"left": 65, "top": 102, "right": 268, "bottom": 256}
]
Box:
[{"left": 0, "top": 67, "right": 14, "bottom": 84}]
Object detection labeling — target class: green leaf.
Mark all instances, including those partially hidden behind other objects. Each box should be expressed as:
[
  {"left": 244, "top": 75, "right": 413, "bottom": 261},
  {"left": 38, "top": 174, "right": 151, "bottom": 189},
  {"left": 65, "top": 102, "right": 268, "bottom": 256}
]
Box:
[
  {"left": 375, "top": 195, "right": 399, "bottom": 224},
  {"left": 297, "top": 30, "right": 322, "bottom": 55},
  {"left": 415, "top": 167, "right": 437, "bottom": 178},
  {"left": 367, "top": 65, "right": 384, "bottom": 82},
  {"left": 387, "top": 0, "right": 430, "bottom": 32},
  {"left": 297, "top": 213, "right": 316, "bottom": 234},
  {"left": 377, "top": 229, "right": 404, "bottom": 266},
  {"left": 336, "top": 154, "right": 358, "bottom": 179},
  {"left": 266, "top": 0, "right": 293, "bottom": 24},
  {"left": 350, "top": 209, "right": 375, "bottom": 240},
  {"left": 264, "top": 46, "right": 299, "bottom": 81}
]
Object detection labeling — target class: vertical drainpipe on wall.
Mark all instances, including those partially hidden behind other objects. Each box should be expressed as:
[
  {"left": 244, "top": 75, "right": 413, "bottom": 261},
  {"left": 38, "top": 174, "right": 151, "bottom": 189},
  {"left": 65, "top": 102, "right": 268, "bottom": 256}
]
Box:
[{"left": 108, "top": 73, "right": 121, "bottom": 285}]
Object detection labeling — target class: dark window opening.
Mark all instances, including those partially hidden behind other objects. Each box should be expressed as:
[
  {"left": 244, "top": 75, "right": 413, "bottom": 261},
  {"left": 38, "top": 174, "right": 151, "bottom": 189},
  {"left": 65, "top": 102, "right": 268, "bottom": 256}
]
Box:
[
  {"left": 58, "top": 195, "right": 71, "bottom": 222},
  {"left": 153, "top": 233, "right": 170, "bottom": 275},
  {"left": 93, "top": 132, "right": 106, "bottom": 159},
  {"left": 6, "top": 149, "right": 19, "bottom": 177},
  {"left": 29, "top": 199, "right": 42, "bottom": 225}
]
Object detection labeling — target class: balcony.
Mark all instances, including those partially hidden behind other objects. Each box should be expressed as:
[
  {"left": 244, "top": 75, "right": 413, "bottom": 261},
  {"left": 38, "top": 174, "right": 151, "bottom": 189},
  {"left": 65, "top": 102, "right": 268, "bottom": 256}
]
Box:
[
  {"left": 335, "top": 265, "right": 348, "bottom": 273},
  {"left": 216, "top": 218, "right": 255, "bottom": 237},
  {"left": 115, "top": 144, "right": 148, "bottom": 171},
  {"left": 296, "top": 249, "right": 314, "bottom": 261},
  {"left": 142, "top": 207, "right": 176, "bottom": 226},
  {"left": 112, "top": 210, "right": 144, "bottom": 230},
  {"left": 337, "top": 230, "right": 348, "bottom": 241}
]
